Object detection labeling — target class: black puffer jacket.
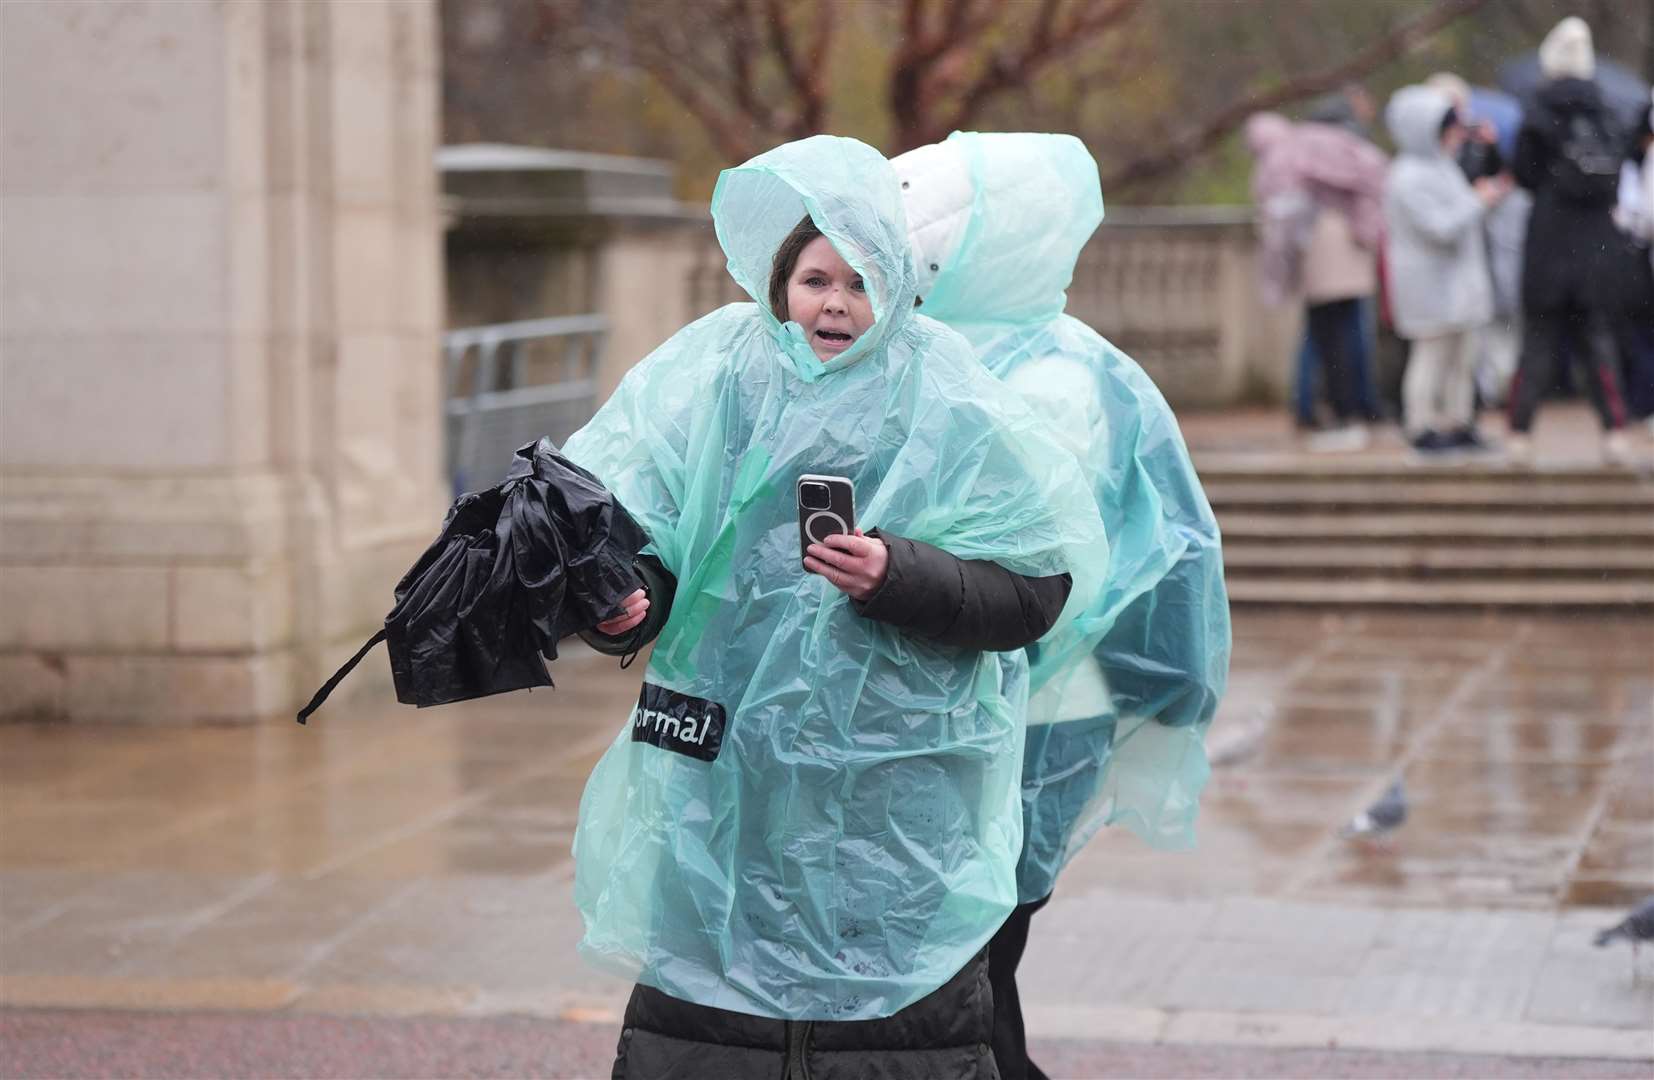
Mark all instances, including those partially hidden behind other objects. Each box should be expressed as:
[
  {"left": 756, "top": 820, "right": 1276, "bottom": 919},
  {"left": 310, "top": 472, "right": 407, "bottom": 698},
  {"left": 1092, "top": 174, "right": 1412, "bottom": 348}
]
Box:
[
  {"left": 584, "top": 531, "right": 1072, "bottom": 657},
  {"left": 1513, "top": 77, "right": 1627, "bottom": 312},
  {"left": 611, "top": 948, "right": 998, "bottom": 1080}
]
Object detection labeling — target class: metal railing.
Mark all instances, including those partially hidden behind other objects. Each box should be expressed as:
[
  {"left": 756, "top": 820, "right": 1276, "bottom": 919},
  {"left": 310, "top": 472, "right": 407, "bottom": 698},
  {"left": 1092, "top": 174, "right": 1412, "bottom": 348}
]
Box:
[{"left": 443, "top": 314, "right": 608, "bottom": 493}]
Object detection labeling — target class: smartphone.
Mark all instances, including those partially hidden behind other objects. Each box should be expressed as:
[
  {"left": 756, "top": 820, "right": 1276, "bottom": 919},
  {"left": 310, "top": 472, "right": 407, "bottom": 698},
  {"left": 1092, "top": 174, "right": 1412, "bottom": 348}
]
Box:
[{"left": 797, "top": 474, "right": 856, "bottom": 564}]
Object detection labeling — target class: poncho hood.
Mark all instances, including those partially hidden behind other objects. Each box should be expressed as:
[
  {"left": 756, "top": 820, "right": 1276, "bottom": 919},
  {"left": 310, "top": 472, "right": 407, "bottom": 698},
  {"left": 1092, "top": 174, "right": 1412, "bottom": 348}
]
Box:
[
  {"left": 893, "top": 131, "right": 1103, "bottom": 329},
  {"left": 1387, "top": 84, "right": 1455, "bottom": 159},
  {"left": 712, "top": 135, "right": 918, "bottom": 382}
]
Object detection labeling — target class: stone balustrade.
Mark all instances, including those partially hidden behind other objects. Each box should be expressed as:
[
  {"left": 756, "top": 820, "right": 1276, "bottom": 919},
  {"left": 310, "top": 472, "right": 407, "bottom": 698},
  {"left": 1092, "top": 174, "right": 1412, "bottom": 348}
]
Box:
[{"left": 682, "top": 205, "right": 1297, "bottom": 408}]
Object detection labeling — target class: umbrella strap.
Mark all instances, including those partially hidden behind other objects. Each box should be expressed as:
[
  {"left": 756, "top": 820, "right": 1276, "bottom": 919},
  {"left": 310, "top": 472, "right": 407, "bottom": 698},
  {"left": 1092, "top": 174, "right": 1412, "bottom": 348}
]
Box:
[
  {"left": 617, "top": 615, "right": 649, "bottom": 671},
  {"left": 296, "top": 628, "right": 387, "bottom": 724}
]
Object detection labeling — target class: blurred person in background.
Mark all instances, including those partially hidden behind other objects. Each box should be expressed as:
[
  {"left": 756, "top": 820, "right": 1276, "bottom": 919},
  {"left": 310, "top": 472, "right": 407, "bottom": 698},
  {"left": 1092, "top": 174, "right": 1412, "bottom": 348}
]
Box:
[
  {"left": 1384, "top": 85, "right": 1511, "bottom": 454},
  {"left": 1506, "top": 16, "right": 1632, "bottom": 466},
  {"left": 1610, "top": 91, "right": 1654, "bottom": 429},
  {"left": 1297, "top": 87, "right": 1387, "bottom": 422},
  {"left": 1426, "top": 72, "right": 1533, "bottom": 411},
  {"left": 1246, "top": 109, "right": 1388, "bottom": 450}
]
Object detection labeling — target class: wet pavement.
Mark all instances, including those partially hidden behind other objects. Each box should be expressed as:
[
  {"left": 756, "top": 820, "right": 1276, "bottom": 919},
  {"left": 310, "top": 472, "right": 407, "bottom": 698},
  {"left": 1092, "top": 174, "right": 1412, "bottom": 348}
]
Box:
[
  {"left": 4, "top": 1008, "right": 1651, "bottom": 1079},
  {"left": 2, "top": 611, "right": 1651, "bottom": 1073},
  {"left": 1081, "top": 611, "right": 1654, "bottom": 912}
]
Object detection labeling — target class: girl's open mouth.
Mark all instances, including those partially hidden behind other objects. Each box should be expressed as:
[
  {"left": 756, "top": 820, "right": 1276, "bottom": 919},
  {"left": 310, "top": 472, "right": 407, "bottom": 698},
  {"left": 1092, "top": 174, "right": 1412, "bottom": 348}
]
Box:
[{"left": 815, "top": 329, "right": 853, "bottom": 344}]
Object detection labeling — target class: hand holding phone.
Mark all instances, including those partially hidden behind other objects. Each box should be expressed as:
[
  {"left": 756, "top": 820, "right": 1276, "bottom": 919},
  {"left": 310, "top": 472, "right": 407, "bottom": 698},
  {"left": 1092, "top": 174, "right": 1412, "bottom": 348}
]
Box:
[
  {"left": 804, "top": 529, "right": 888, "bottom": 602},
  {"left": 798, "top": 474, "right": 887, "bottom": 601}
]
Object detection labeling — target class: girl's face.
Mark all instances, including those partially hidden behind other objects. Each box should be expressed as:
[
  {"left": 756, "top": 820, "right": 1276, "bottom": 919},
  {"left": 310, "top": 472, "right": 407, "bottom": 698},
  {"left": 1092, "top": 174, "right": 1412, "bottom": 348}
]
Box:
[
  {"left": 785, "top": 236, "right": 874, "bottom": 361},
  {"left": 1440, "top": 121, "right": 1468, "bottom": 156}
]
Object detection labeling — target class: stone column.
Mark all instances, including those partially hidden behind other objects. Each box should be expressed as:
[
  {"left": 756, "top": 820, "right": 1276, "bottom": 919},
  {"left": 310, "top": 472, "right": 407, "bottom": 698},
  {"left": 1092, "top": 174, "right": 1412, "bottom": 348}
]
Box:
[{"left": 0, "top": 0, "right": 446, "bottom": 722}]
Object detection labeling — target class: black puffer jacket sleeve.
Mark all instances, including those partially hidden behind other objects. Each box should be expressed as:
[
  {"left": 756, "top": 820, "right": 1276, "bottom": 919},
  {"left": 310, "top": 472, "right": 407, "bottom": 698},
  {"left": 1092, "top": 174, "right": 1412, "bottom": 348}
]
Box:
[
  {"left": 850, "top": 529, "right": 1072, "bottom": 652},
  {"left": 579, "top": 554, "right": 677, "bottom": 656},
  {"left": 1511, "top": 122, "right": 1548, "bottom": 192}
]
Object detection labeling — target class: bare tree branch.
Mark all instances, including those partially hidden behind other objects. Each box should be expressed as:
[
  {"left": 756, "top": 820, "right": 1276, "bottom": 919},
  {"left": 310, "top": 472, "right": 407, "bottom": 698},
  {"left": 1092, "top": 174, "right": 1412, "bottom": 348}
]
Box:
[
  {"left": 797, "top": 2, "right": 834, "bottom": 133},
  {"left": 890, "top": 0, "right": 1012, "bottom": 147},
  {"left": 608, "top": 12, "right": 760, "bottom": 163},
  {"left": 559, "top": 0, "right": 1501, "bottom": 197},
  {"left": 804, "top": 2, "right": 833, "bottom": 88},
  {"left": 902, "top": 0, "right": 928, "bottom": 54},
  {"left": 763, "top": 0, "right": 833, "bottom": 135},
  {"left": 1100, "top": 0, "right": 1494, "bottom": 190},
  {"left": 727, "top": 0, "right": 777, "bottom": 133},
  {"left": 890, "top": 0, "right": 934, "bottom": 139},
  {"left": 920, "top": 0, "right": 1139, "bottom": 149},
  {"left": 762, "top": 0, "right": 807, "bottom": 110}
]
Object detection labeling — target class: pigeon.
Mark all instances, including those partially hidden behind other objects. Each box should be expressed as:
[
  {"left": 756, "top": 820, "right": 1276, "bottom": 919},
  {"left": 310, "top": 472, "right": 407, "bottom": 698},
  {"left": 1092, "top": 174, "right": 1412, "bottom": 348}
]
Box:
[
  {"left": 1339, "top": 780, "right": 1407, "bottom": 843},
  {"left": 1594, "top": 895, "right": 1654, "bottom": 984}
]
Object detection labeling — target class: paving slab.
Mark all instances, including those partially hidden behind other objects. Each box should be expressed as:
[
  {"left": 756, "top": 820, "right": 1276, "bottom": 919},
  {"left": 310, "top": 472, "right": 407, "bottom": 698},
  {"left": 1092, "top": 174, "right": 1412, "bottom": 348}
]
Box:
[
  {"left": 7, "top": 1009, "right": 1650, "bottom": 1080},
  {"left": 2, "top": 619, "right": 1651, "bottom": 1066}
]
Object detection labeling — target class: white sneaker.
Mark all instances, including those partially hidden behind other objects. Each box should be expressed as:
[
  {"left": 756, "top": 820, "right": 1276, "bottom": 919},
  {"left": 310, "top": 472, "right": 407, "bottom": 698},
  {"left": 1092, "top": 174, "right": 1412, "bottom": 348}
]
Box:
[
  {"left": 1602, "top": 430, "right": 1632, "bottom": 467},
  {"left": 1505, "top": 434, "right": 1533, "bottom": 468},
  {"left": 1306, "top": 424, "right": 1370, "bottom": 453}
]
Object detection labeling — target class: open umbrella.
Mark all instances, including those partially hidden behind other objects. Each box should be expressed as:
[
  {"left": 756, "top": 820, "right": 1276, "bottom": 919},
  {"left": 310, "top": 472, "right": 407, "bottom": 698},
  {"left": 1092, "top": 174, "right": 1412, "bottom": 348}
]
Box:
[
  {"left": 1467, "top": 86, "right": 1524, "bottom": 160},
  {"left": 296, "top": 437, "right": 649, "bottom": 723},
  {"left": 1497, "top": 51, "right": 1650, "bottom": 132}
]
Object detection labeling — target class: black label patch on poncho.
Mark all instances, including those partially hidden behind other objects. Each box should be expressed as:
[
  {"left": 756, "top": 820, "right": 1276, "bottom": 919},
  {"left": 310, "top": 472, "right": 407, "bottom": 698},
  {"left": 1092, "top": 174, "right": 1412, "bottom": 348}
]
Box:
[{"left": 632, "top": 684, "right": 725, "bottom": 762}]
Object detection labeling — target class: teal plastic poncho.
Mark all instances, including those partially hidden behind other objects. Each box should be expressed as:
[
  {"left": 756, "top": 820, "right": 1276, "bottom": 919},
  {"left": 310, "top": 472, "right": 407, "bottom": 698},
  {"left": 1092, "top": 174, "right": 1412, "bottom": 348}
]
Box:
[
  {"left": 895, "top": 132, "right": 1231, "bottom": 902},
  {"left": 560, "top": 136, "right": 1109, "bottom": 1020}
]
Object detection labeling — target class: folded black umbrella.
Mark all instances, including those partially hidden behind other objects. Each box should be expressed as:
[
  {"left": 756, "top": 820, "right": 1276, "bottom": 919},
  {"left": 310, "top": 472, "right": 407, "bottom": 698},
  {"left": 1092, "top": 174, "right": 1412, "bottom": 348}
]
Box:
[{"left": 297, "top": 438, "right": 650, "bottom": 723}]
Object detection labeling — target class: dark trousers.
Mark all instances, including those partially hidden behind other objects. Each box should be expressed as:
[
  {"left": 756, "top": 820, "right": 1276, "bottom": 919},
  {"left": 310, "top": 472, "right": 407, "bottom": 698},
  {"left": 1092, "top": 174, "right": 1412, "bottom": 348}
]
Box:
[
  {"left": 612, "top": 950, "right": 999, "bottom": 1080},
  {"left": 1305, "top": 298, "right": 1367, "bottom": 423},
  {"left": 1295, "top": 298, "right": 1381, "bottom": 426},
  {"left": 1614, "top": 250, "right": 1654, "bottom": 419},
  {"left": 1508, "top": 300, "right": 1629, "bottom": 433},
  {"left": 988, "top": 893, "right": 1052, "bottom": 1080},
  {"left": 1618, "top": 316, "right": 1654, "bottom": 419}
]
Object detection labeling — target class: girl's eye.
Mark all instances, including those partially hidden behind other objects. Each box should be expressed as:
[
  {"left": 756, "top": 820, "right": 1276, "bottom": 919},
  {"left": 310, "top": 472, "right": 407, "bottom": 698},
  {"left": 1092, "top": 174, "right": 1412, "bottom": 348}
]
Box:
[
  {"left": 851, "top": 279, "right": 866, "bottom": 293},
  {"left": 804, "top": 276, "right": 827, "bottom": 287}
]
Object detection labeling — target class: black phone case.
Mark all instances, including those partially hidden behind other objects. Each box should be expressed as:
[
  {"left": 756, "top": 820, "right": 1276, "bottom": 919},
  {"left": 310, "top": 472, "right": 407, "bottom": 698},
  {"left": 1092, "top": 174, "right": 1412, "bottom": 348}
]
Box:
[{"left": 798, "top": 477, "right": 856, "bottom": 562}]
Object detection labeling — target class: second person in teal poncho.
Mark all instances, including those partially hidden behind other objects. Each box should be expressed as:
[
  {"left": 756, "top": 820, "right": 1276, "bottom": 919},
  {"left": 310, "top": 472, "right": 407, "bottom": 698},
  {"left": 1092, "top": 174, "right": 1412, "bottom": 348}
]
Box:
[{"left": 895, "top": 131, "right": 1231, "bottom": 1080}]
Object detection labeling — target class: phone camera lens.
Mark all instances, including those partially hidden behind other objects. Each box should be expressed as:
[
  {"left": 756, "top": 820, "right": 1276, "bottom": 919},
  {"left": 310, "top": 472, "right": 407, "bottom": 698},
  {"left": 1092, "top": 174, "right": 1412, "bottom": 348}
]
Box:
[{"left": 800, "top": 482, "right": 831, "bottom": 510}]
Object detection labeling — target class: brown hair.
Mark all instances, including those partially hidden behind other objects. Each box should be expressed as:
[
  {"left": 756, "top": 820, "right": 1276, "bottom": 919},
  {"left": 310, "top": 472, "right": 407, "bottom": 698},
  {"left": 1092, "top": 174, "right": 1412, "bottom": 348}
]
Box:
[{"left": 767, "top": 215, "right": 822, "bottom": 323}]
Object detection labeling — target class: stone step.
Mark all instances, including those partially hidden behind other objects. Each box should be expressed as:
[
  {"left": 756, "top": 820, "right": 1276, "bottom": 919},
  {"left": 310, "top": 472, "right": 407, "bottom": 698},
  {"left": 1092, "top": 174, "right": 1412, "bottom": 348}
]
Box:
[
  {"left": 1194, "top": 454, "right": 1653, "bottom": 486},
  {"left": 1218, "top": 511, "right": 1654, "bottom": 545},
  {"left": 1224, "top": 577, "right": 1654, "bottom": 609},
  {"left": 1222, "top": 544, "right": 1654, "bottom": 580},
  {"left": 1204, "top": 480, "right": 1654, "bottom": 513}
]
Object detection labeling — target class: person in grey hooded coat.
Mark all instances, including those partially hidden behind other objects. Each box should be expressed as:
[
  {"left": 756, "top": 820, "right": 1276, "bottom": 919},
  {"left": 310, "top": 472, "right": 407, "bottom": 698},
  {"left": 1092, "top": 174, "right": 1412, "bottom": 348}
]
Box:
[{"left": 1383, "top": 84, "right": 1510, "bottom": 451}]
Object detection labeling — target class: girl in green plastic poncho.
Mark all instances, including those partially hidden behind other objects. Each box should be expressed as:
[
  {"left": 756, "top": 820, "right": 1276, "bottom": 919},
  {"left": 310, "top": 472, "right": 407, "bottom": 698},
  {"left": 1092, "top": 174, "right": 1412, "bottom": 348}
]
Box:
[
  {"left": 895, "top": 132, "right": 1231, "bottom": 1080},
  {"left": 559, "top": 135, "right": 1109, "bottom": 1077}
]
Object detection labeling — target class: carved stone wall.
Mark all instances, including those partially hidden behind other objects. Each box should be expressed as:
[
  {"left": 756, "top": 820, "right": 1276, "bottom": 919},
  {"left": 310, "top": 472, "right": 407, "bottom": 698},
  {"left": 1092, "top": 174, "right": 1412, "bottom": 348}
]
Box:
[{"left": 1, "top": 1, "right": 446, "bottom": 722}]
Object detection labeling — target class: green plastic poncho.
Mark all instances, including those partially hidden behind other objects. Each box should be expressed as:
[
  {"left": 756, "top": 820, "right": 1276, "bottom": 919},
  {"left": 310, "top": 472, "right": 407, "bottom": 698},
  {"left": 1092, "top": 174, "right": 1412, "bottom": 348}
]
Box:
[
  {"left": 560, "top": 135, "right": 1110, "bottom": 1020},
  {"left": 895, "top": 132, "right": 1231, "bottom": 902}
]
